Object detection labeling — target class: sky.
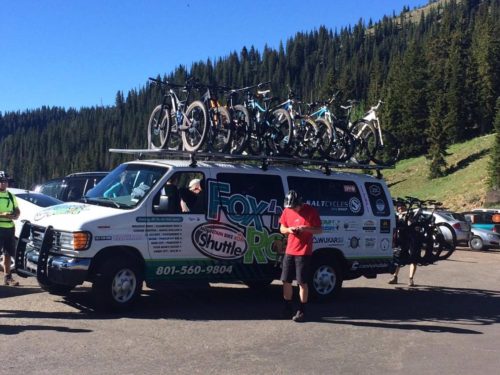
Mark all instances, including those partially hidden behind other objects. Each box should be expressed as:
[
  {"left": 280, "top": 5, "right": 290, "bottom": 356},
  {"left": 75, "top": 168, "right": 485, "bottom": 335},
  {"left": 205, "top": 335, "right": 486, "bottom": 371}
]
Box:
[{"left": 0, "top": 0, "right": 428, "bottom": 114}]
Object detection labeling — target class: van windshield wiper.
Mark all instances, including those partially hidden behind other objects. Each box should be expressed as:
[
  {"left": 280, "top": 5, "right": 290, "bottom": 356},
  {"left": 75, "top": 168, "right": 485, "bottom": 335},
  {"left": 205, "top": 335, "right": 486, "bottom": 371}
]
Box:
[{"left": 84, "top": 197, "right": 122, "bottom": 208}]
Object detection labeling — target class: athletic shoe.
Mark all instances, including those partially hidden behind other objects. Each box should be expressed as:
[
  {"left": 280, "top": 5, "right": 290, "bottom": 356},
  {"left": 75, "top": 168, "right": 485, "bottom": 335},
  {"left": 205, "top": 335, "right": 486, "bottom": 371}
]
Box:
[
  {"left": 4, "top": 274, "right": 19, "bottom": 286},
  {"left": 388, "top": 276, "right": 398, "bottom": 284},
  {"left": 292, "top": 310, "right": 305, "bottom": 323},
  {"left": 408, "top": 278, "right": 415, "bottom": 287}
]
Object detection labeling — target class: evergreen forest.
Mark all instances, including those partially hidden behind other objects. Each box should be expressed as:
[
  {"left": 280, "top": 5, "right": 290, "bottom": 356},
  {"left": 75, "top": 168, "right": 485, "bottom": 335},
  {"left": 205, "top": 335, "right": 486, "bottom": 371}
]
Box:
[{"left": 0, "top": 0, "right": 499, "bottom": 189}]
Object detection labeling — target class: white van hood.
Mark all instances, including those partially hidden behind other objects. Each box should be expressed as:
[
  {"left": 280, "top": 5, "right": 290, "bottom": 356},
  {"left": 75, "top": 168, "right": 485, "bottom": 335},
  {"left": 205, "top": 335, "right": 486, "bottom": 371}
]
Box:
[{"left": 33, "top": 203, "right": 130, "bottom": 231}]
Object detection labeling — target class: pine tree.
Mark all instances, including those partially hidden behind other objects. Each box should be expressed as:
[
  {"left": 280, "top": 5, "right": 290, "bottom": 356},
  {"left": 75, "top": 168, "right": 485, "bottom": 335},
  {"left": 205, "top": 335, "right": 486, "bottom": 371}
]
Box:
[{"left": 487, "top": 97, "right": 500, "bottom": 191}]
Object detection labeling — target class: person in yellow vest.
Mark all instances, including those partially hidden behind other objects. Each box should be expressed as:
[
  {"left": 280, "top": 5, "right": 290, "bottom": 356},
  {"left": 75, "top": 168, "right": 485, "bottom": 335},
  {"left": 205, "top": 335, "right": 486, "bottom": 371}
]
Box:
[{"left": 0, "top": 172, "right": 20, "bottom": 286}]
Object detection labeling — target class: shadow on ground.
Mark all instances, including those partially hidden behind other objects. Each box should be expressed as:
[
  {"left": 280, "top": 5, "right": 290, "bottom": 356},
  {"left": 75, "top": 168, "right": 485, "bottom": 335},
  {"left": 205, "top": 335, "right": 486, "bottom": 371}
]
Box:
[
  {"left": 1, "top": 282, "right": 499, "bottom": 335},
  {"left": 446, "top": 148, "right": 490, "bottom": 175}
]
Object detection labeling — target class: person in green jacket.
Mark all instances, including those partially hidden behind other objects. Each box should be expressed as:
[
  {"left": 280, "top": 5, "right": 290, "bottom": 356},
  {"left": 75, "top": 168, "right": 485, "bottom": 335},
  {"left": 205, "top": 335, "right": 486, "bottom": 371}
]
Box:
[{"left": 0, "top": 171, "right": 20, "bottom": 286}]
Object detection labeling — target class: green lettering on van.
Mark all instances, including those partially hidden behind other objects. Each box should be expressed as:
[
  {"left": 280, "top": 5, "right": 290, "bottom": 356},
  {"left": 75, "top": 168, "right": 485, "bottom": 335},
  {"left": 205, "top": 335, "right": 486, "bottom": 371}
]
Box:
[{"left": 244, "top": 227, "right": 281, "bottom": 264}]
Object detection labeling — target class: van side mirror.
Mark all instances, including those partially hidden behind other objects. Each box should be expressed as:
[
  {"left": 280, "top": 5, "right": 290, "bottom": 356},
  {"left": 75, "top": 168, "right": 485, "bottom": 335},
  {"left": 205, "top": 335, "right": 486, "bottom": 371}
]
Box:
[{"left": 154, "top": 195, "right": 170, "bottom": 214}]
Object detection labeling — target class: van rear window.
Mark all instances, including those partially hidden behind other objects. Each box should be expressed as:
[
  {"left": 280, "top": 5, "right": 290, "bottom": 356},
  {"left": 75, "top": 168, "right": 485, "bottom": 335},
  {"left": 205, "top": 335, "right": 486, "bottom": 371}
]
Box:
[
  {"left": 287, "top": 177, "right": 363, "bottom": 216},
  {"left": 364, "top": 182, "right": 391, "bottom": 217}
]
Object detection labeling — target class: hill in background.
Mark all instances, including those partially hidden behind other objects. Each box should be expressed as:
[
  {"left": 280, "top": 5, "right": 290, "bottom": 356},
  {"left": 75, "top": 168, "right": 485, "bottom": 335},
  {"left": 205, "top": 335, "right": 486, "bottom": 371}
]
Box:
[{"left": 383, "top": 134, "right": 495, "bottom": 211}]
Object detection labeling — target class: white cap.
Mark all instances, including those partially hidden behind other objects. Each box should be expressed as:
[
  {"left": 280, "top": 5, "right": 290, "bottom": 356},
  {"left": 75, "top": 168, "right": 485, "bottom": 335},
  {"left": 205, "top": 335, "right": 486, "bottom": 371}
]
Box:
[{"left": 189, "top": 178, "right": 201, "bottom": 189}]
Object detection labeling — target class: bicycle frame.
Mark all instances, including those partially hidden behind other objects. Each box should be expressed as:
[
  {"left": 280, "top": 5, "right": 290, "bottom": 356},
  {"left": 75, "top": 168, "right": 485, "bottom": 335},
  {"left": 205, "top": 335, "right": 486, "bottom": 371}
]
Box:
[{"left": 361, "top": 100, "right": 385, "bottom": 146}]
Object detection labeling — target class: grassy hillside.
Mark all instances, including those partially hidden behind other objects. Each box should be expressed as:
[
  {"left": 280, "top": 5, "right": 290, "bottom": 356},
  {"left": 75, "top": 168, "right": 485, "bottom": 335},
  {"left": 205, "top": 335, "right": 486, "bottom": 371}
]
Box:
[{"left": 381, "top": 134, "right": 495, "bottom": 212}]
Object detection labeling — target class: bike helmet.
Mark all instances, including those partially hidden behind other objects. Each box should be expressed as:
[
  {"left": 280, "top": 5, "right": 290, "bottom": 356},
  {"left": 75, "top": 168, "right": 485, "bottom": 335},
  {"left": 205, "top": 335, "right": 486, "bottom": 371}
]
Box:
[
  {"left": 0, "top": 171, "right": 10, "bottom": 182},
  {"left": 284, "top": 190, "right": 302, "bottom": 208}
]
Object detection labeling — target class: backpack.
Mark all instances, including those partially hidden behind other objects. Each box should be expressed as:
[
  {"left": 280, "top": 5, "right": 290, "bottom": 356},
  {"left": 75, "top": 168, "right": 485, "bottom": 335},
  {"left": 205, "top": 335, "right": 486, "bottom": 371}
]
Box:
[{"left": 0, "top": 191, "right": 15, "bottom": 210}]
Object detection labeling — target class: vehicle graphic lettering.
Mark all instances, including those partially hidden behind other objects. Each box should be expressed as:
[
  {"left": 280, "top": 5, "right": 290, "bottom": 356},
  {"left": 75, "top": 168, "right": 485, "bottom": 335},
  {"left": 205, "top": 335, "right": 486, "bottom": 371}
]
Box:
[{"left": 193, "top": 223, "right": 247, "bottom": 260}]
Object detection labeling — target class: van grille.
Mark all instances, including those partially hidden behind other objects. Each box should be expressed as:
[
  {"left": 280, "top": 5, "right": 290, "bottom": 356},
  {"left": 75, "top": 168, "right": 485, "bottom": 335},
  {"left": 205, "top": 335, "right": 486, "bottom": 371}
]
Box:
[{"left": 29, "top": 224, "right": 63, "bottom": 252}]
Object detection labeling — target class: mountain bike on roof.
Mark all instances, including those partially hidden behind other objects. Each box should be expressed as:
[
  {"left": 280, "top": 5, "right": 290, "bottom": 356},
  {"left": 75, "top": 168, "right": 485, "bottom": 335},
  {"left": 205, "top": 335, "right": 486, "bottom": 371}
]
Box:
[
  {"left": 278, "top": 86, "right": 318, "bottom": 159},
  {"left": 147, "top": 77, "right": 197, "bottom": 151},
  {"left": 307, "top": 93, "right": 355, "bottom": 162},
  {"left": 182, "top": 82, "right": 232, "bottom": 153},
  {"left": 349, "top": 100, "right": 400, "bottom": 166},
  {"left": 239, "top": 82, "right": 293, "bottom": 156},
  {"left": 222, "top": 87, "right": 252, "bottom": 155}
]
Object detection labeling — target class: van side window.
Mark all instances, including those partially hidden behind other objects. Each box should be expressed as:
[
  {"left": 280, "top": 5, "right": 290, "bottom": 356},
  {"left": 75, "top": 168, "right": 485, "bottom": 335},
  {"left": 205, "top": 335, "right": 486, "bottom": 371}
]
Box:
[
  {"left": 216, "top": 173, "right": 284, "bottom": 206},
  {"left": 287, "top": 177, "right": 364, "bottom": 216},
  {"left": 215, "top": 173, "right": 284, "bottom": 226},
  {"left": 153, "top": 172, "right": 206, "bottom": 214},
  {"left": 364, "top": 182, "right": 391, "bottom": 216}
]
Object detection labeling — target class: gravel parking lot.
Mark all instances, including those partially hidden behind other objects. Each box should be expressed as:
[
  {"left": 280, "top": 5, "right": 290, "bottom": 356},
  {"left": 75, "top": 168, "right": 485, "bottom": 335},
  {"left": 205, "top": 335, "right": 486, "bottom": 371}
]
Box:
[{"left": 1, "top": 248, "right": 500, "bottom": 375}]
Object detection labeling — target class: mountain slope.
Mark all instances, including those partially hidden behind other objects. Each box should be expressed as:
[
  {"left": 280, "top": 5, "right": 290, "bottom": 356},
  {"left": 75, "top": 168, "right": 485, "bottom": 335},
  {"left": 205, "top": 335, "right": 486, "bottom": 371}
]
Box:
[{"left": 382, "top": 134, "right": 495, "bottom": 211}]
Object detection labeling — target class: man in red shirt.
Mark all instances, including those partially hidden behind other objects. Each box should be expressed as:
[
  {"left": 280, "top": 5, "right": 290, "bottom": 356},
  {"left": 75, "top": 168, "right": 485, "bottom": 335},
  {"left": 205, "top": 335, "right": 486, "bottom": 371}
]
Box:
[{"left": 280, "top": 190, "right": 322, "bottom": 322}]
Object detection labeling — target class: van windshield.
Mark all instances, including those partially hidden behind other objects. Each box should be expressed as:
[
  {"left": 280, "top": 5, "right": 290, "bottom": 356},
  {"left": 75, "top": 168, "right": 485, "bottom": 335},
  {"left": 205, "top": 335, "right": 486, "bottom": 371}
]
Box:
[{"left": 84, "top": 164, "right": 167, "bottom": 209}]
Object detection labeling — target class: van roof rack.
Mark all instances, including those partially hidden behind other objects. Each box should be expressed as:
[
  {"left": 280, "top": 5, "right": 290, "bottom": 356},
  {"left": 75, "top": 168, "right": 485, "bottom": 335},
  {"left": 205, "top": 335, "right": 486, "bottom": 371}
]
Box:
[{"left": 109, "top": 148, "right": 394, "bottom": 177}]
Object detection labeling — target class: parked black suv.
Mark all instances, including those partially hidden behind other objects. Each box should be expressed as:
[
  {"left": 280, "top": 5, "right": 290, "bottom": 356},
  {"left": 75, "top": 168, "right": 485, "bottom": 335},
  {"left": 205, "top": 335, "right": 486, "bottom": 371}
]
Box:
[{"left": 33, "top": 172, "right": 108, "bottom": 201}]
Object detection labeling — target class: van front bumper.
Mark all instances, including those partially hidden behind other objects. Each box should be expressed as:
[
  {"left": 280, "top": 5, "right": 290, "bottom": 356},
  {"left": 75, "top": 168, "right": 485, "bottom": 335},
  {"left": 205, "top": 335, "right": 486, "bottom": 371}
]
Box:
[{"left": 22, "top": 250, "right": 90, "bottom": 286}]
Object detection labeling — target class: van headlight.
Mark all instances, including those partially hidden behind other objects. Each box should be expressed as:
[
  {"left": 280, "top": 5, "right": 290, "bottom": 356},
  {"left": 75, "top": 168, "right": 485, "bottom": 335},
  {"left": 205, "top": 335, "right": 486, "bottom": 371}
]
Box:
[{"left": 58, "top": 231, "right": 92, "bottom": 251}]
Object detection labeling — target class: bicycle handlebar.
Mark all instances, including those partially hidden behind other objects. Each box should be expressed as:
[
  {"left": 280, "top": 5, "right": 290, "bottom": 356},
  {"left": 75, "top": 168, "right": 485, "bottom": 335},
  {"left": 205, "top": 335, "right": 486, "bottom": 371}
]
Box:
[
  {"left": 369, "top": 99, "right": 384, "bottom": 112},
  {"left": 148, "top": 77, "right": 189, "bottom": 89},
  {"left": 222, "top": 81, "right": 271, "bottom": 97}
]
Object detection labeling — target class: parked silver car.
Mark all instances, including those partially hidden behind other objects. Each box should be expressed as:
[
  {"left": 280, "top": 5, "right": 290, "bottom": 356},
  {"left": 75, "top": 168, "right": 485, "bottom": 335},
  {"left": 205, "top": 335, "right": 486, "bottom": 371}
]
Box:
[
  {"left": 420, "top": 209, "right": 471, "bottom": 244},
  {"left": 469, "top": 227, "right": 500, "bottom": 250}
]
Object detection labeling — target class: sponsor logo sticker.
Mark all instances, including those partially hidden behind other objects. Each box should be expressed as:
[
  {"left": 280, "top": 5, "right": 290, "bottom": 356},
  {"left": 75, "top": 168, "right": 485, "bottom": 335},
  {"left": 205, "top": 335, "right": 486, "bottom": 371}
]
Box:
[
  {"left": 349, "top": 197, "right": 362, "bottom": 214},
  {"left": 192, "top": 223, "right": 248, "bottom": 260},
  {"left": 380, "top": 219, "right": 391, "bottom": 233},
  {"left": 369, "top": 184, "right": 382, "bottom": 196},
  {"left": 363, "top": 219, "right": 377, "bottom": 232},
  {"left": 314, "top": 236, "right": 345, "bottom": 246},
  {"left": 95, "top": 236, "right": 112, "bottom": 241},
  {"left": 365, "top": 237, "right": 376, "bottom": 248},
  {"left": 344, "top": 184, "right": 357, "bottom": 193},
  {"left": 375, "top": 199, "right": 386, "bottom": 212},
  {"left": 349, "top": 236, "right": 360, "bottom": 249},
  {"left": 344, "top": 221, "right": 359, "bottom": 231},
  {"left": 380, "top": 238, "right": 390, "bottom": 251}
]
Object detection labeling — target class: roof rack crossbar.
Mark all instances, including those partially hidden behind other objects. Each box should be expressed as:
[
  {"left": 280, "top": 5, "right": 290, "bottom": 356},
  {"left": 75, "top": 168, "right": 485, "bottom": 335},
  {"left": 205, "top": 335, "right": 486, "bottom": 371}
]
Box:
[{"left": 108, "top": 148, "right": 395, "bottom": 171}]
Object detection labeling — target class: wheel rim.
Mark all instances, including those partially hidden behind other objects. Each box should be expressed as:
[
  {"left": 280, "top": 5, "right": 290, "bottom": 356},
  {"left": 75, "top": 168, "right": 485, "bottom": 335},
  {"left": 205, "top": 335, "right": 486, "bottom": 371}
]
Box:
[
  {"left": 312, "top": 265, "right": 336, "bottom": 295},
  {"left": 111, "top": 268, "right": 137, "bottom": 303},
  {"left": 470, "top": 237, "right": 482, "bottom": 249}
]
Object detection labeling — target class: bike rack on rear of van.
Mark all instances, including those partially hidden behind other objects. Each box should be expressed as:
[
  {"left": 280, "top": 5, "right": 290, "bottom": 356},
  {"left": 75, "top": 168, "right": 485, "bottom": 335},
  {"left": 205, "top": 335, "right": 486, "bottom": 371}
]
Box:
[{"left": 109, "top": 148, "right": 393, "bottom": 178}]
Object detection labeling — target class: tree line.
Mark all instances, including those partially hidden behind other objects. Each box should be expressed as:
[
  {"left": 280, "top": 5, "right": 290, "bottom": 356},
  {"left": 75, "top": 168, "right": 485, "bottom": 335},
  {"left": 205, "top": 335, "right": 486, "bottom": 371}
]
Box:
[{"left": 0, "top": 0, "right": 499, "bottom": 192}]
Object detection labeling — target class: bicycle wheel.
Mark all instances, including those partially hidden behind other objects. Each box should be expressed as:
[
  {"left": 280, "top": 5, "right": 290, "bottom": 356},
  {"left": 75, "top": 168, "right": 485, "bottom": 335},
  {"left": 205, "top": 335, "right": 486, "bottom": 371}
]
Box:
[
  {"left": 371, "top": 131, "right": 400, "bottom": 166},
  {"left": 350, "top": 120, "right": 377, "bottom": 165},
  {"left": 207, "top": 106, "right": 232, "bottom": 153},
  {"left": 230, "top": 104, "right": 250, "bottom": 155},
  {"left": 147, "top": 105, "right": 170, "bottom": 149},
  {"left": 329, "top": 124, "right": 355, "bottom": 162},
  {"left": 182, "top": 100, "right": 208, "bottom": 152},
  {"left": 292, "top": 118, "right": 318, "bottom": 159},
  {"left": 313, "top": 118, "right": 333, "bottom": 158},
  {"left": 268, "top": 108, "right": 293, "bottom": 156},
  {"left": 433, "top": 223, "right": 457, "bottom": 260}
]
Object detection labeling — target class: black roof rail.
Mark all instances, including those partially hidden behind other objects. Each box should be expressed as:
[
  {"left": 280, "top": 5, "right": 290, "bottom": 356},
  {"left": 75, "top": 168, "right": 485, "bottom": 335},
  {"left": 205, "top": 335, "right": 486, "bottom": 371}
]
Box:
[{"left": 109, "top": 148, "right": 394, "bottom": 176}]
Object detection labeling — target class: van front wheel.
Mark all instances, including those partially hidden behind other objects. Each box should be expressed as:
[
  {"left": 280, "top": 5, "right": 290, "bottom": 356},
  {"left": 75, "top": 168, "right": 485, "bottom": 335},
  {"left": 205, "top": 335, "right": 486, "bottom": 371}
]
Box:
[
  {"left": 92, "top": 257, "right": 143, "bottom": 311},
  {"left": 309, "top": 256, "right": 343, "bottom": 302}
]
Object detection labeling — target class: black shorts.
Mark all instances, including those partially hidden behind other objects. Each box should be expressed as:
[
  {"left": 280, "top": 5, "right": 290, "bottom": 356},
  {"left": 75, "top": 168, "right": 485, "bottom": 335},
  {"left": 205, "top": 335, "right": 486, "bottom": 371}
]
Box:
[
  {"left": 280, "top": 254, "right": 311, "bottom": 285},
  {"left": 0, "top": 227, "right": 16, "bottom": 258}
]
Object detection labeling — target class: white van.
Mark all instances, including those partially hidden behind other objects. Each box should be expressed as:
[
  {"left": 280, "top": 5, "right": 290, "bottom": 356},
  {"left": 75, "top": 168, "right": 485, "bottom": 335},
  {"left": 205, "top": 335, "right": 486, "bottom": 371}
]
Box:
[{"left": 16, "top": 154, "right": 395, "bottom": 310}]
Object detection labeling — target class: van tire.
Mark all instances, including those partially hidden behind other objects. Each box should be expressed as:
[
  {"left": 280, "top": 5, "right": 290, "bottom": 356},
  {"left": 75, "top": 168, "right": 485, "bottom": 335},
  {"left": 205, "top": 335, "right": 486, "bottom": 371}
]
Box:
[
  {"left": 92, "top": 257, "right": 143, "bottom": 311},
  {"left": 309, "top": 255, "right": 343, "bottom": 302}
]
